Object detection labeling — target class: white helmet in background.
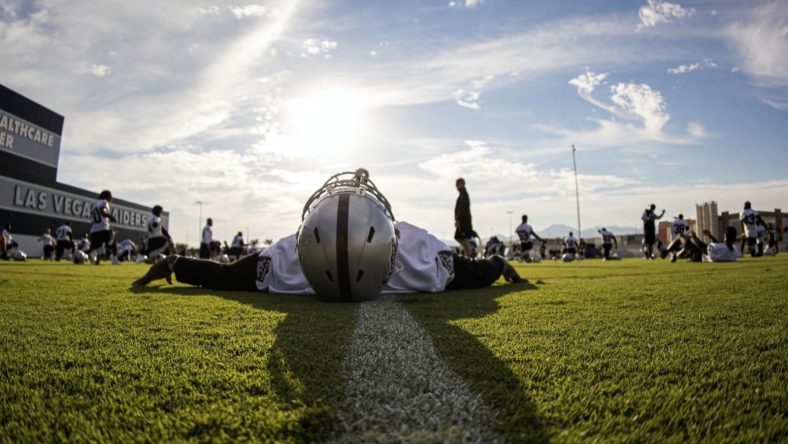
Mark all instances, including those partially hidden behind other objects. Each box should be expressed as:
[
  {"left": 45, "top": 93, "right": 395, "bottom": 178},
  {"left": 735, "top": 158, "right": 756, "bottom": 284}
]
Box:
[
  {"left": 11, "top": 250, "right": 26, "bottom": 261},
  {"left": 73, "top": 250, "right": 88, "bottom": 264},
  {"left": 297, "top": 168, "right": 398, "bottom": 302}
]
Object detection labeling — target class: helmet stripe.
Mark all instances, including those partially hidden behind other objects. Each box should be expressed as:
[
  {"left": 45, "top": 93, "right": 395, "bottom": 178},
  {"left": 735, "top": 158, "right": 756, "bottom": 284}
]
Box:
[{"left": 336, "top": 193, "right": 351, "bottom": 302}]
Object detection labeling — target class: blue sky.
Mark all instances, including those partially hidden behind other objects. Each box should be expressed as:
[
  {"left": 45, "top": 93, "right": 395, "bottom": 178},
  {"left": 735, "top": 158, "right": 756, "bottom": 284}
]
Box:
[{"left": 1, "top": 0, "right": 786, "bottom": 245}]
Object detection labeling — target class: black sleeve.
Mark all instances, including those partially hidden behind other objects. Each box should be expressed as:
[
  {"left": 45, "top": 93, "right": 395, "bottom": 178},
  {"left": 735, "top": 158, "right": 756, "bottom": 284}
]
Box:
[
  {"left": 173, "top": 253, "right": 259, "bottom": 291},
  {"left": 446, "top": 254, "right": 504, "bottom": 291}
]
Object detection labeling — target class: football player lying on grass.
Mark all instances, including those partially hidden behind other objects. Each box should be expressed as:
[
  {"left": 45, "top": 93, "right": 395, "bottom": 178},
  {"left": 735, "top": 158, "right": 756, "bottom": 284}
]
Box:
[
  {"left": 133, "top": 169, "right": 525, "bottom": 302},
  {"left": 661, "top": 227, "right": 741, "bottom": 263}
]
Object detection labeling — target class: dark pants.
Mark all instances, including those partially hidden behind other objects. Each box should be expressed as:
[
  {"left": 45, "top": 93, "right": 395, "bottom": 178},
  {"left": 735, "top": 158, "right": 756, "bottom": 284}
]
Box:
[
  {"left": 89, "top": 230, "right": 113, "bottom": 256},
  {"left": 43, "top": 245, "right": 54, "bottom": 259},
  {"left": 173, "top": 253, "right": 504, "bottom": 293},
  {"left": 56, "top": 240, "right": 74, "bottom": 261},
  {"left": 146, "top": 237, "right": 170, "bottom": 256},
  {"left": 602, "top": 243, "right": 612, "bottom": 259},
  {"left": 174, "top": 254, "right": 259, "bottom": 291},
  {"left": 199, "top": 243, "right": 210, "bottom": 259},
  {"left": 446, "top": 255, "right": 504, "bottom": 291}
]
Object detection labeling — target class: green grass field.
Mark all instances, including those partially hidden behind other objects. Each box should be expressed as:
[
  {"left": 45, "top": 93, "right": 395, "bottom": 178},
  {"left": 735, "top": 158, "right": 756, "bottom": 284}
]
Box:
[{"left": 1, "top": 256, "right": 786, "bottom": 442}]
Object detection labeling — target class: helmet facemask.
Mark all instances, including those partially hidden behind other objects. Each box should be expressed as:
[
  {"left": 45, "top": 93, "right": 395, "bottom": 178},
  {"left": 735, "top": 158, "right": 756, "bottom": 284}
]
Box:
[{"left": 297, "top": 169, "right": 398, "bottom": 302}]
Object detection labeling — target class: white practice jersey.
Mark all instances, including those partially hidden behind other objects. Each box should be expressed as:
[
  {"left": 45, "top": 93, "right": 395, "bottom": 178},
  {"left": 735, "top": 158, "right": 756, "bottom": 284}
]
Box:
[
  {"left": 41, "top": 233, "right": 55, "bottom": 246},
  {"left": 564, "top": 235, "right": 577, "bottom": 248},
  {"left": 740, "top": 208, "right": 759, "bottom": 238},
  {"left": 515, "top": 223, "right": 534, "bottom": 242},
  {"left": 255, "top": 221, "right": 455, "bottom": 294},
  {"left": 202, "top": 225, "right": 213, "bottom": 244},
  {"left": 55, "top": 224, "right": 72, "bottom": 242},
  {"left": 671, "top": 219, "right": 688, "bottom": 237},
  {"left": 599, "top": 229, "right": 615, "bottom": 245},
  {"left": 231, "top": 234, "right": 244, "bottom": 248},
  {"left": 90, "top": 199, "right": 111, "bottom": 233},
  {"left": 756, "top": 224, "right": 765, "bottom": 241},
  {"left": 146, "top": 214, "right": 163, "bottom": 238},
  {"left": 79, "top": 238, "right": 91, "bottom": 251},
  {"left": 119, "top": 239, "right": 136, "bottom": 253},
  {"left": 706, "top": 243, "right": 740, "bottom": 262},
  {"left": 2, "top": 229, "right": 12, "bottom": 244}
]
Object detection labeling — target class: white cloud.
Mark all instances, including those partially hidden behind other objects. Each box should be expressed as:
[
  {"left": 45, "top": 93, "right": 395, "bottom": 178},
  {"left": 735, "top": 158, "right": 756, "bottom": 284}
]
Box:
[
  {"left": 199, "top": 5, "right": 220, "bottom": 15},
  {"left": 449, "top": 0, "right": 483, "bottom": 8},
  {"left": 667, "top": 59, "right": 717, "bottom": 74},
  {"left": 687, "top": 121, "right": 705, "bottom": 138},
  {"left": 667, "top": 62, "right": 699, "bottom": 74},
  {"left": 637, "top": 0, "right": 694, "bottom": 29},
  {"left": 87, "top": 63, "right": 111, "bottom": 76},
  {"left": 569, "top": 69, "right": 670, "bottom": 133},
  {"left": 453, "top": 75, "right": 493, "bottom": 109},
  {"left": 610, "top": 82, "right": 669, "bottom": 132},
  {"left": 726, "top": 1, "right": 788, "bottom": 86},
  {"left": 301, "top": 38, "right": 338, "bottom": 58},
  {"left": 229, "top": 4, "right": 267, "bottom": 19}
]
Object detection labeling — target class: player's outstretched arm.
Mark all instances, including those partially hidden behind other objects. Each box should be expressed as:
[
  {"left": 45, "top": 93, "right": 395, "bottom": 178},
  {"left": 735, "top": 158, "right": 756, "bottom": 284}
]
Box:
[{"left": 132, "top": 257, "right": 173, "bottom": 287}]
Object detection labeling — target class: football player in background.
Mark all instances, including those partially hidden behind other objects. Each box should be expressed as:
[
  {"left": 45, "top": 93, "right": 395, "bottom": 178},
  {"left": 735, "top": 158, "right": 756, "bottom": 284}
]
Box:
[
  {"left": 1, "top": 223, "right": 18, "bottom": 260},
  {"left": 597, "top": 228, "right": 618, "bottom": 260},
  {"left": 514, "top": 215, "right": 545, "bottom": 262},
  {"left": 117, "top": 239, "right": 137, "bottom": 262},
  {"left": 662, "top": 214, "right": 690, "bottom": 262},
  {"left": 200, "top": 218, "right": 213, "bottom": 259},
  {"left": 87, "top": 190, "right": 117, "bottom": 265},
  {"left": 562, "top": 231, "right": 578, "bottom": 261},
  {"left": 641, "top": 204, "right": 665, "bottom": 259},
  {"left": 230, "top": 231, "right": 245, "bottom": 260},
  {"left": 740, "top": 201, "right": 766, "bottom": 257},
  {"left": 54, "top": 221, "right": 75, "bottom": 261},
  {"left": 144, "top": 205, "right": 175, "bottom": 261},
  {"left": 39, "top": 228, "right": 55, "bottom": 260}
]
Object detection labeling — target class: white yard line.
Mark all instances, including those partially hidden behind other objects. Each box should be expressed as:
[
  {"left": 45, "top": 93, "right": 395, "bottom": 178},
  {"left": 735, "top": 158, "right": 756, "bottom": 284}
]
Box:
[{"left": 332, "top": 294, "right": 504, "bottom": 443}]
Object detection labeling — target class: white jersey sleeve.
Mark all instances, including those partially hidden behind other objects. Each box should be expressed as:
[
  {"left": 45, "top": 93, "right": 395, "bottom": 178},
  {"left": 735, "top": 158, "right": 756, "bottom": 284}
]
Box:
[
  {"left": 382, "top": 221, "right": 454, "bottom": 294},
  {"left": 255, "top": 235, "right": 314, "bottom": 294}
]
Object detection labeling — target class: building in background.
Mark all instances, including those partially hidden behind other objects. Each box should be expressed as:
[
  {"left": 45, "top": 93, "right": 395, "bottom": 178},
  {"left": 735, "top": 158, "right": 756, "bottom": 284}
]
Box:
[{"left": 0, "top": 84, "right": 167, "bottom": 255}]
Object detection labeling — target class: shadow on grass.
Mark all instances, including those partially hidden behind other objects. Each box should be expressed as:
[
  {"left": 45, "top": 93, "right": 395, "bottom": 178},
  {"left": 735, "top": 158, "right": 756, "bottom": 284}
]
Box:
[
  {"left": 132, "top": 280, "right": 546, "bottom": 441},
  {"left": 396, "top": 282, "right": 548, "bottom": 443},
  {"left": 131, "top": 285, "right": 357, "bottom": 440}
]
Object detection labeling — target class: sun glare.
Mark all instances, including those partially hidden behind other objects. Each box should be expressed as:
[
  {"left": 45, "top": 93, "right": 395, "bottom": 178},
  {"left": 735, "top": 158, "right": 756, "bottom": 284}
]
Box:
[{"left": 284, "top": 87, "right": 368, "bottom": 156}]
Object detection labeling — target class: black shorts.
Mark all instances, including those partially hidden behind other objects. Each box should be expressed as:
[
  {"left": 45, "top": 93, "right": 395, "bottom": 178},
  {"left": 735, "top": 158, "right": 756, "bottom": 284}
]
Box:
[
  {"left": 199, "top": 243, "right": 211, "bottom": 259},
  {"left": 520, "top": 241, "right": 533, "bottom": 252},
  {"left": 454, "top": 228, "right": 473, "bottom": 242},
  {"left": 89, "top": 230, "right": 112, "bottom": 249},
  {"left": 146, "top": 237, "right": 170, "bottom": 256},
  {"left": 446, "top": 255, "right": 504, "bottom": 291}
]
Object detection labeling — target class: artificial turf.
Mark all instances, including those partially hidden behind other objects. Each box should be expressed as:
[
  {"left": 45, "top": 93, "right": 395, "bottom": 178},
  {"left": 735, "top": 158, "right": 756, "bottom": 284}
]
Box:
[{"left": 0, "top": 256, "right": 786, "bottom": 442}]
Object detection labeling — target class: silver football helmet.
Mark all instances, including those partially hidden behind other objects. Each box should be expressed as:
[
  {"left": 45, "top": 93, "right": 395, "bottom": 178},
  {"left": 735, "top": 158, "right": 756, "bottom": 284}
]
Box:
[{"left": 297, "top": 168, "right": 397, "bottom": 302}]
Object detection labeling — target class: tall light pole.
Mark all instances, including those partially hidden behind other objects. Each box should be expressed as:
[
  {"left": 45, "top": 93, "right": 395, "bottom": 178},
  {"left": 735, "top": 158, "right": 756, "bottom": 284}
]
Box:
[
  {"left": 572, "top": 145, "right": 582, "bottom": 238},
  {"left": 195, "top": 201, "right": 202, "bottom": 247},
  {"left": 507, "top": 210, "right": 513, "bottom": 246}
]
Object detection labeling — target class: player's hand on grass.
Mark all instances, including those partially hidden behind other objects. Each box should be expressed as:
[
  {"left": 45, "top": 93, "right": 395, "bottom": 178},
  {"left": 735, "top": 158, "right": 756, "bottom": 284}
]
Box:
[
  {"left": 132, "top": 258, "right": 173, "bottom": 287},
  {"left": 501, "top": 259, "right": 527, "bottom": 284}
]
